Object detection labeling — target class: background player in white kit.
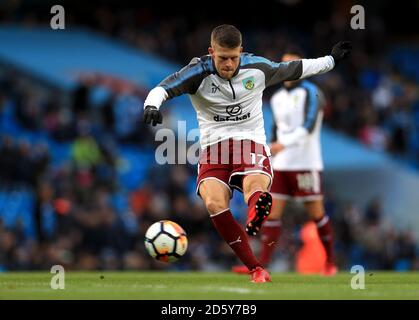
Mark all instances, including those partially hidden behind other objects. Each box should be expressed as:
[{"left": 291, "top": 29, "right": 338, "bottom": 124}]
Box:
[
  {"left": 143, "top": 25, "right": 350, "bottom": 282},
  {"left": 232, "top": 48, "right": 338, "bottom": 276}
]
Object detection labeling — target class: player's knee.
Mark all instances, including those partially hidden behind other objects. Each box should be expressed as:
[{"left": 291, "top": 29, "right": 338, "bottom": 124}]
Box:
[
  {"left": 204, "top": 197, "right": 229, "bottom": 215},
  {"left": 268, "top": 205, "right": 282, "bottom": 220},
  {"left": 309, "top": 210, "right": 325, "bottom": 221},
  {"left": 305, "top": 201, "right": 325, "bottom": 220},
  {"left": 249, "top": 183, "right": 267, "bottom": 194},
  {"left": 243, "top": 176, "right": 270, "bottom": 195},
  {"left": 244, "top": 184, "right": 269, "bottom": 204}
]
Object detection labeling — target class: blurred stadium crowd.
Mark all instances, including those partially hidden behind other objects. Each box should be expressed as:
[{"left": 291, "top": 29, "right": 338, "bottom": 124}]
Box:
[{"left": 0, "top": 1, "right": 418, "bottom": 272}]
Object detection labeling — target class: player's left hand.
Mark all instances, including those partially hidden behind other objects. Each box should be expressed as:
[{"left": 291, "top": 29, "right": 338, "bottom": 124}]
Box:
[
  {"left": 331, "top": 41, "right": 352, "bottom": 65},
  {"left": 270, "top": 142, "right": 285, "bottom": 155},
  {"left": 143, "top": 105, "right": 163, "bottom": 126}
]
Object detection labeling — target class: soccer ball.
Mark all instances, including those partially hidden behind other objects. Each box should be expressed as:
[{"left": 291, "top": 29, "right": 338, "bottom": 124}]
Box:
[{"left": 144, "top": 220, "right": 188, "bottom": 262}]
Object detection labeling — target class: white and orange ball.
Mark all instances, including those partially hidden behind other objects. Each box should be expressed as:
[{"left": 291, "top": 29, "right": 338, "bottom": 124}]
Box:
[{"left": 144, "top": 220, "right": 188, "bottom": 262}]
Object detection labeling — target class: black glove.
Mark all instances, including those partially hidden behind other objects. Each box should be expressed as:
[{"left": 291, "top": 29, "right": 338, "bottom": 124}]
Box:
[
  {"left": 331, "top": 41, "right": 352, "bottom": 65},
  {"left": 143, "top": 105, "right": 162, "bottom": 126}
]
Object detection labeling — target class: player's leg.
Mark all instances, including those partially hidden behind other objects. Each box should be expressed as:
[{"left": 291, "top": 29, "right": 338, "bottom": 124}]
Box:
[
  {"left": 231, "top": 173, "right": 272, "bottom": 274},
  {"left": 242, "top": 173, "right": 273, "bottom": 236},
  {"left": 232, "top": 194, "right": 285, "bottom": 274},
  {"left": 243, "top": 174, "right": 271, "bottom": 204},
  {"left": 228, "top": 140, "right": 274, "bottom": 237},
  {"left": 199, "top": 178, "right": 230, "bottom": 215},
  {"left": 258, "top": 197, "right": 286, "bottom": 265},
  {"left": 268, "top": 197, "right": 287, "bottom": 220},
  {"left": 199, "top": 179, "right": 267, "bottom": 277},
  {"left": 304, "top": 199, "right": 338, "bottom": 275},
  {"left": 255, "top": 170, "right": 291, "bottom": 268}
]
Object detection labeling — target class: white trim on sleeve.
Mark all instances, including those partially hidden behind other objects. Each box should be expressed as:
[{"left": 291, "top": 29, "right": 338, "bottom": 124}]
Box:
[
  {"left": 144, "top": 86, "right": 168, "bottom": 110},
  {"left": 300, "top": 56, "right": 335, "bottom": 79}
]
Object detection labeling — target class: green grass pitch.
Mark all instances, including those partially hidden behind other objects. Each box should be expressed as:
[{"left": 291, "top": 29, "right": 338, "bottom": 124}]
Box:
[{"left": 1, "top": 272, "right": 418, "bottom": 300}]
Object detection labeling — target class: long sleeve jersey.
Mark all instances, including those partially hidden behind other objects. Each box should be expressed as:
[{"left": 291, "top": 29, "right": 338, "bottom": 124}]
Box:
[
  {"left": 270, "top": 80, "right": 326, "bottom": 170},
  {"left": 144, "top": 53, "right": 334, "bottom": 150}
]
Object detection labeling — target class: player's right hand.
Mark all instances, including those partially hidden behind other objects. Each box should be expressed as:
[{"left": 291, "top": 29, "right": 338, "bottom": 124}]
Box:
[
  {"left": 269, "top": 142, "right": 285, "bottom": 156},
  {"left": 143, "top": 105, "right": 163, "bottom": 126}
]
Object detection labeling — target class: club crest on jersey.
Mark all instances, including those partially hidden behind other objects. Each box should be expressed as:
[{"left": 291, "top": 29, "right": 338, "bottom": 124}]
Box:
[{"left": 243, "top": 77, "right": 254, "bottom": 90}]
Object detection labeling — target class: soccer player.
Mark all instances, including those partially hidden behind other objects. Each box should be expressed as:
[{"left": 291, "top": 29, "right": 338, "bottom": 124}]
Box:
[
  {"left": 232, "top": 48, "right": 338, "bottom": 276},
  {"left": 143, "top": 25, "right": 351, "bottom": 282}
]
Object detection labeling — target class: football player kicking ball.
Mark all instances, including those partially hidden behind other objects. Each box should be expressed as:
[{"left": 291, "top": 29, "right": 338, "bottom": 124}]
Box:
[
  {"left": 232, "top": 48, "right": 339, "bottom": 276},
  {"left": 143, "top": 25, "right": 351, "bottom": 282}
]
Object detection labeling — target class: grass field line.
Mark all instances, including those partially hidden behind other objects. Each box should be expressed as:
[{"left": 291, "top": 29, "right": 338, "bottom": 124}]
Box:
[
  {"left": 196, "top": 286, "right": 265, "bottom": 295},
  {"left": 0, "top": 284, "right": 265, "bottom": 295},
  {"left": 0, "top": 282, "right": 49, "bottom": 287},
  {"left": 2, "top": 283, "right": 418, "bottom": 297}
]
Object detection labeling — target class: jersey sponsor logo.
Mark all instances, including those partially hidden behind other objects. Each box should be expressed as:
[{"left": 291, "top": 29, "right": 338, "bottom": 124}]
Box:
[
  {"left": 213, "top": 104, "right": 250, "bottom": 122},
  {"left": 213, "top": 113, "right": 251, "bottom": 122},
  {"left": 242, "top": 76, "right": 254, "bottom": 90},
  {"left": 226, "top": 104, "right": 242, "bottom": 116}
]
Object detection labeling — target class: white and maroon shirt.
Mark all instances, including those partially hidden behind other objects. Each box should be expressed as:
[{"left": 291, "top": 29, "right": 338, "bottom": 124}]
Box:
[
  {"left": 144, "top": 53, "right": 334, "bottom": 151},
  {"left": 270, "top": 80, "right": 326, "bottom": 171}
]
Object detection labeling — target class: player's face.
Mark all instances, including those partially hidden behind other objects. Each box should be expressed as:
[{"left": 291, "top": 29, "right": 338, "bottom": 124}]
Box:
[
  {"left": 282, "top": 53, "right": 301, "bottom": 87},
  {"left": 209, "top": 42, "right": 242, "bottom": 80}
]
